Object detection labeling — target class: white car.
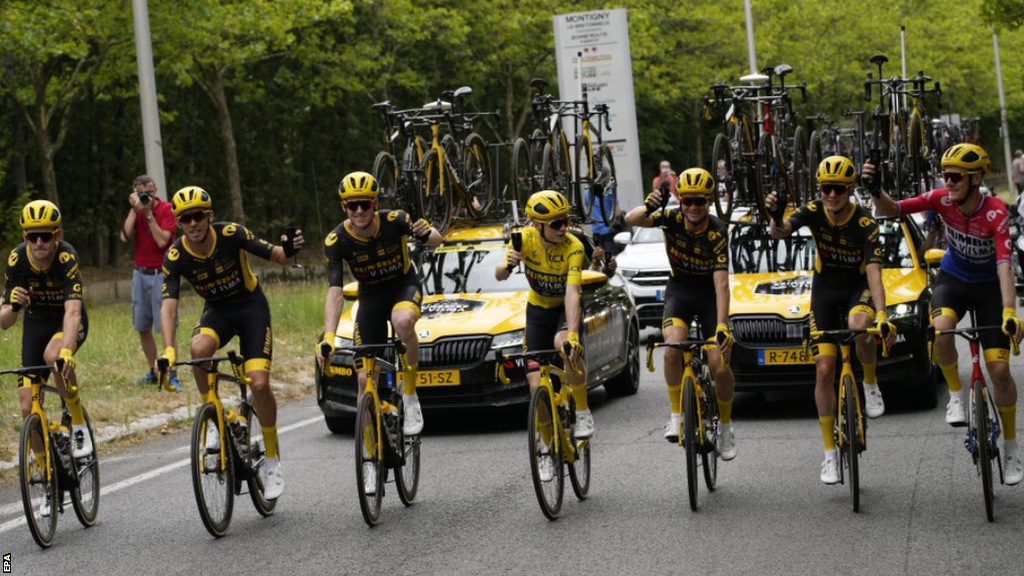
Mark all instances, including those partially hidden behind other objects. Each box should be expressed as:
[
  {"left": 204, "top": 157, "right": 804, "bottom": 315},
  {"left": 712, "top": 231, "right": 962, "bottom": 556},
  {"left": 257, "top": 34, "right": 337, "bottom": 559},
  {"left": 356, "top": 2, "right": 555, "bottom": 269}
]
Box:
[{"left": 614, "top": 226, "right": 669, "bottom": 329}]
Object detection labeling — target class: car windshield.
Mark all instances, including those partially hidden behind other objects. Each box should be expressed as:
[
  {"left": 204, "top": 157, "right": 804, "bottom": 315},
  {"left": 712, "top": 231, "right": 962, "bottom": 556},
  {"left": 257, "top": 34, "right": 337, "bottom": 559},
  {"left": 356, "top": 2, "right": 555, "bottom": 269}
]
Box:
[
  {"left": 633, "top": 227, "right": 663, "bottom": 243},
  {"left": 421, "top": 241, "right": 530, "bottom": 295},
  {"left": 728, "top": 218, "right": 915, "bottom": 274}
]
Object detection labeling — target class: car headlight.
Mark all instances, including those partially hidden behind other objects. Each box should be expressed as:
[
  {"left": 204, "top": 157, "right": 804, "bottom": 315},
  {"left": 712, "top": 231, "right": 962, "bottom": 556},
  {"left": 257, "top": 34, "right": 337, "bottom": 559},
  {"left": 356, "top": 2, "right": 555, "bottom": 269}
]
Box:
[
  {"left": 619, "top": 268, "right": 639, "bottom": 278},
  {"left": 886, "top": 302, "right": 917, "bottom": 321},
  {"left": 491, "top": 329, "right": 525, "bottom": 350}
]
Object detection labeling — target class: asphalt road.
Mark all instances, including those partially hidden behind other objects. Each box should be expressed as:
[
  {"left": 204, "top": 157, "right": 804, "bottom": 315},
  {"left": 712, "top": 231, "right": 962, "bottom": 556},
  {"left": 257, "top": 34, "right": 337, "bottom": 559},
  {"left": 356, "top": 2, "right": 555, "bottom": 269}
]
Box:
[{"left": 3, "top": 336, "right": 1024, "bottom": 575}]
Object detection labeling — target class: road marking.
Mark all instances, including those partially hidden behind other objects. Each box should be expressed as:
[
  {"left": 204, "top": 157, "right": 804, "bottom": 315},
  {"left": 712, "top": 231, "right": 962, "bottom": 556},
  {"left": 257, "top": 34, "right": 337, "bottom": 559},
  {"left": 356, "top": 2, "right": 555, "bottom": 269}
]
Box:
[{"left": 0, "top": 415, "right": 323, "bottom": 534}]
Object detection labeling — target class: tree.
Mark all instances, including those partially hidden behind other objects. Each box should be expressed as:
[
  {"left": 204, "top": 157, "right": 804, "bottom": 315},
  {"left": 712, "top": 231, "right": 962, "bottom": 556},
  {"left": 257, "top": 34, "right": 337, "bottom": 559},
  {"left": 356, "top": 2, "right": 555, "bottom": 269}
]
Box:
[
  {"left": 982, "top": 0, "right": 1024, "bottom": 30},
  {"left": 0, "top": 0, "right": 129, "bottom": 206}
]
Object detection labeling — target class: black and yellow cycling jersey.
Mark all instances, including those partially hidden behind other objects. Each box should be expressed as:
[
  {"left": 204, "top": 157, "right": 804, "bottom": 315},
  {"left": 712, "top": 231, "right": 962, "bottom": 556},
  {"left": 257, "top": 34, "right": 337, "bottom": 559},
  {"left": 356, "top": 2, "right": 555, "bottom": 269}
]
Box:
[
  {"left": 3, "top": 241, "right": 84, "bottom": 319},
  {"left": 786, "top": 200, "right": 882, "bottom": 284},
  {"left": 649, "top": 209, "right": 729, "bottom": 286},
  {"left": 324, "top": 210, "right": 419, "bottom": 288},
  {"left": 162, "top": 222, "right": 274, "bottom": 303},
  {"left": 512, "top": 226, "right": 584, "bottom": 309}
]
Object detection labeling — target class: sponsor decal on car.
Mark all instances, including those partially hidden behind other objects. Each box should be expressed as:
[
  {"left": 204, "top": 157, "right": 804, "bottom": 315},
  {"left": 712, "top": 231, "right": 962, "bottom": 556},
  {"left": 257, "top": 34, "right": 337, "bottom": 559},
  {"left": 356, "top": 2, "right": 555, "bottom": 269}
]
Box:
[
  {"left": 754, "top": 275, "right": 813, "bottom": 295},
  {"left": 421, "top": 298, "right": 487, "bottom": 319}
]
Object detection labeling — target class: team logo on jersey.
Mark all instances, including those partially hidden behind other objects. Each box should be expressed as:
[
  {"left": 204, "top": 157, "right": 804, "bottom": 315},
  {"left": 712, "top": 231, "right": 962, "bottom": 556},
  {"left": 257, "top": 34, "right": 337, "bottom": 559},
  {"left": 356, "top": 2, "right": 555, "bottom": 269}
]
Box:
[
  {"left": 325, "top": 232, "right": 338, "bottom": 246},
  {"left": 874, "top": 248, "right": 882, "bottom": 257},
  {"left": 7, "top": 251, "right": 17, "bottom": 266},
  {"left": 675, "top": 213, "right": 683, "bottom": 223},
  {"left": 807, "top": 202, "right": 818, "bottom": 212},
  {"left": 859, "top": 217, "right": 872, "bottom": 228},
  {"left": 940, "top": 195, "right": 952, "bottom": 206},
  {"left": 717, "top": 254, "right": 727, "bottom": 264},
  {"left": 708, "top": 231, "right": 719, "bottom": 241},
  {"left": 987, "top": 210, "right": 998, "bottom": 222},
  {"left": 72, "top": 283, "right": 82, "bottom": 294},
  {"left": 59, "top": 252, "right": 75, "bottom": 264},
  {"left": 167, "top": 248, "right": 180, "bottom": 261},
  {"left": 223, "top": 224, "right": 238, "bottom": 237},
  {"left": 387, "top": 211, "right": 400, "bottom": 222}
]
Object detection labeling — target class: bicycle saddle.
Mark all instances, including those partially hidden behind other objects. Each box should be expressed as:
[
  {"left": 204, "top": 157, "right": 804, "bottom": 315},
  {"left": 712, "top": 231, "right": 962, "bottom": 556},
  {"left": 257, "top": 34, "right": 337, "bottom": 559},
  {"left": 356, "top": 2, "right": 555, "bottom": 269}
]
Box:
[
  {"left": 870, "top": 54, "right": 889, "bottom": 66},
  {"left": 530, "top": 78, "right": 549, "bottom": 90},
  {"left": 454, "top": 86, "right": 473, "bottom": 99},
  {"left": 774, "top": 64, "right": 793, "bottom": 77}
]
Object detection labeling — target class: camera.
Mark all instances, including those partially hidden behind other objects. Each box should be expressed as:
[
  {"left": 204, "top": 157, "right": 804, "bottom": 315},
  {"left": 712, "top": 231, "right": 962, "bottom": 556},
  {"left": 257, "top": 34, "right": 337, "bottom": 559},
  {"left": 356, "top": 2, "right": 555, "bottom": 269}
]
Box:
[{"left": 138, "top": 192, "right": 152, "bottom": 205}]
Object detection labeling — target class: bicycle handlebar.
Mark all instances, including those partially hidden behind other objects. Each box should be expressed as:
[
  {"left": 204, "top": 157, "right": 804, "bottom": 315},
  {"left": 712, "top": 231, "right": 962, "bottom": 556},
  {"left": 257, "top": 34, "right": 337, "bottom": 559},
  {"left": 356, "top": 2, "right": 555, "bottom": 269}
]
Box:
[{"left": 935, "top": 324, "right": 1021, "bottom": 356}]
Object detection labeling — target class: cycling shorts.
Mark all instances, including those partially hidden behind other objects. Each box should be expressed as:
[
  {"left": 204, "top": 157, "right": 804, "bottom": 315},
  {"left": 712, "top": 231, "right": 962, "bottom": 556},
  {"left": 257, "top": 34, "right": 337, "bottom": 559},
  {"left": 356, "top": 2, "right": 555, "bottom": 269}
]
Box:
[
  {"left": 193, "top": 289, "right": 273, "bottom": 373},
  {"left": 808, "top": 278, "right": 874, "bottom": 354},
  {"left": 932, "top": 271, "right": 1009, "bottom": 354},
  {"left": 661, "top": 280, "right": 717, "bottom": 338},
  {"left": 20, "top": 311, "right": 89, "bottom": 387},
  {"left": 353, "top": 281, "right": 422, "bottom": 347}
]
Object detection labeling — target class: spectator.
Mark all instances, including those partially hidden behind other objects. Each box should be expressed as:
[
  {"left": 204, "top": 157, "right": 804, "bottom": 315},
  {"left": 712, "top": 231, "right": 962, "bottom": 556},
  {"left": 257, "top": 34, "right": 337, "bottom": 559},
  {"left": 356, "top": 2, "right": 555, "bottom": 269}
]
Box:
[
  {"left": 119, "top": 175, "right": 178, "bottom": 388},
  {"left": 651, "top": 160, "right": 678, "bottom": 204},
  {"left": 587, "top": 166, "right": 621, "bottom": 255},
  {"left": 1013, "top": 149, "right": 1024, "bottom": 195}
]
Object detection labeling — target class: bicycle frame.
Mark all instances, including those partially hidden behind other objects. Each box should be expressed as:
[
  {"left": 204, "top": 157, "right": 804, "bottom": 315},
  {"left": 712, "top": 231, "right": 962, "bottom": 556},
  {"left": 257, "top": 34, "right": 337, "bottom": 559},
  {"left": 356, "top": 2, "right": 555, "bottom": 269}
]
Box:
[
  {"left": 645, "top": 340, "right": 717, "bottom": 449},
  {"left": 174, "top": 353, "right": 251, "bottom": 473}
]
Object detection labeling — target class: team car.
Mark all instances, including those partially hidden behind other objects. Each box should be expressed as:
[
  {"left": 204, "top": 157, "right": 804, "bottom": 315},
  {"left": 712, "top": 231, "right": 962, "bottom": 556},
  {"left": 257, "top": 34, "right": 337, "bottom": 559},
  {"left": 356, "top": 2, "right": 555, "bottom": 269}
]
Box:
[
  {"left": 316, "top": 222, "right": 642, "bottom": 432},
  {"left": 726, "top": 212, "right": 936, "bottom": 405}
]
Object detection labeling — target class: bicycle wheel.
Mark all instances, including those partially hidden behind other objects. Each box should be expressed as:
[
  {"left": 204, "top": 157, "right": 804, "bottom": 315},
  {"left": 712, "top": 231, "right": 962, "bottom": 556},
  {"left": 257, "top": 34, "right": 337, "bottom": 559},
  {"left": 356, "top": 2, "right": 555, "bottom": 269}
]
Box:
[
  {"left": 573, "top": 133, "right": 594, "bottom": 223},
  {"left": 372, "top": 151, "right": 400, "bottom": 212},
  {"left": 20, "top": 413, "right": 58, "bottom": 548},
  {"left": 701, "top": 367, "right": 720, "bottom": 492},
  {"left": 418, "top": 148, "right": 452, "bottom": 233},
  {"left": 191, "top": 403, "right": 234, "bottom": 537},
  {"left": 593, "top": 145, "right": 617, "bottom": 227},
  {"left": 355, "top": 392, "right": 384, "bottom": 526},
  {"left": 396, "top": 396, "right": 421, "bottom": 506},
  {"left": 67, "top": 408, "right": 100, "bottom": 527},
  {"left": 842, "top": 376, "right": 861, "bottom": 513},
  {"left": 808, "top": 130, "right": 822, "bottom": 199},
  {"left": 974, "top": 381, "right": 995, "bottom": 522},
  {"left": 568, "top": 397, "right": 591, "bottom": 501},
  {"left": 683, "top": 375, "right": 700, "bottom": 511},
  {"left": 529, "top": 129, "right": 546, "bottom": 189},
  {"left": 754, "top": 136, "right": 775, "bottom": 221},
  {"left": 511, "top": 137, "right": 532, "bottom": 219},
  {"left": 712, "top": 133, "right": 736, "bottom": 222},
  {"left": 790, "top": 126, "right": 808, "bottom": 207},
  {"left": 889, "top": 120, "right": 907, "bottom": 200},
  {"left": 244, "top": 404, "right": 277, "bottom": 517},
  {"left": 527, "top": 386, "right": 564, "bottom": 520},
  {"left": 908, "top": 114, "right": 929, "bottom": 196},
  {"left": 462, "top": 133, "right": 493, "bottom": 218}
]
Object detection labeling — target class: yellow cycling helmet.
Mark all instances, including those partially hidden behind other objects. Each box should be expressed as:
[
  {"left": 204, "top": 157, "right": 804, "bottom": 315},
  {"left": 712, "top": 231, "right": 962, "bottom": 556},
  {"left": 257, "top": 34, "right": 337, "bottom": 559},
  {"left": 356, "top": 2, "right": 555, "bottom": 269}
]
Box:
[
  {"left": 816, "top": 155, "right": 857, "bottom": 186},
  {"left": 20, "top": 200, "right": 61, "bottom": 230},
  {"left": 941, "top": 143, "right": 991, "bottom": 174},
  {"left": 338, "top": 171, "right": 379, "bottom": 201},
  {"left": 171, "top": 186, "right": 212, "bottom": 217},
  {"left": 526, "top": 190, "right": 571, "bottom": 223},
  {"left": 677, "top": 168, "right": 715, "bottom": 196}
]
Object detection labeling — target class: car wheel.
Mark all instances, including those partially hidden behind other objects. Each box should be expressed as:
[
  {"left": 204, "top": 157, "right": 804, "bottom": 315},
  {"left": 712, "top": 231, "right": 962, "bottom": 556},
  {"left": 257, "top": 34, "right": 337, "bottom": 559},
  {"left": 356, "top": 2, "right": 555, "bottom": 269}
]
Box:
[{"left": 605, "top": 321, "right": 640, "bottom": 397}]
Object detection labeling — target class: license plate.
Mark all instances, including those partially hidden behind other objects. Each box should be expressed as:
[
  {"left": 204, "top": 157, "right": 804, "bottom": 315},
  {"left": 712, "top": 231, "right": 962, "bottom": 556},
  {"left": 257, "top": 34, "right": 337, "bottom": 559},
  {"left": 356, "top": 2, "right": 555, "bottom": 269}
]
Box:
[
  {"left": 655, "top": 289, "right": 664, "bottom": 302},
  {"left": 397, "top": 370, "right": 460, "bottom": 387},
  {"left": 757, "top": 348, "right": 812, "bottom": 365}
]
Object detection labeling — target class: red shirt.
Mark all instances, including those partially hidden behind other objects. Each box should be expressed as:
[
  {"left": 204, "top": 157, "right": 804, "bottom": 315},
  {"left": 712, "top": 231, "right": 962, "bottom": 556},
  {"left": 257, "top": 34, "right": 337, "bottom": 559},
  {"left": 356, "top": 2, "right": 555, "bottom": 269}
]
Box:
[{"left": 134, "top": 199, "right": 176, "bottom": 269}]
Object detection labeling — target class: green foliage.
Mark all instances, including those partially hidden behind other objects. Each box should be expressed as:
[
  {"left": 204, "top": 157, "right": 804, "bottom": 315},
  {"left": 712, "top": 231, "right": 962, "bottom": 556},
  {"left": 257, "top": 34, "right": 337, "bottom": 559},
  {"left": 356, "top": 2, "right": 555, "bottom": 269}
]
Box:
[{"left": 982, "top": 0, "right": 1024, "bottom": 30}]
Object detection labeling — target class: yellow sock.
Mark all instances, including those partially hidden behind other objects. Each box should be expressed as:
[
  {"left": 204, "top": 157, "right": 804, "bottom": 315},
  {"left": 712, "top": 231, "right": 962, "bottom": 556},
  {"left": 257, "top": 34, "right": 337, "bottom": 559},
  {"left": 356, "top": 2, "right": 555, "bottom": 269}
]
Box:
[
  {"left": 539, "top": 420, "right": 553, "bottom": 446},
  {"left": 262, "top": 426, "right": 279, "bottom": 459},
  {"left": 66, "top": 393, "right": 85, "bottom": 426},
  {"left": 403, "top": 363, "right": 418, "bottom": 396},
  {"left": 571, "top": 382, "right": 589, "bottom": 412},
  {"left": 999, "top": 404, "right": 1017, "bottom": 441},
  {"left": 819, "top": 416, "right": 836, "bottom": 452},
  {"left": 667, "top": 383, "right": 681, "bottom": 414},
  {"left": 862, "top": 360, "right": 877, "bottom": 384},
  {"left": 718, "top": 397, "right": 733, "bottom": 425},
  {"left": 939, "top": 361, "right": 962, "bottom": 393}
]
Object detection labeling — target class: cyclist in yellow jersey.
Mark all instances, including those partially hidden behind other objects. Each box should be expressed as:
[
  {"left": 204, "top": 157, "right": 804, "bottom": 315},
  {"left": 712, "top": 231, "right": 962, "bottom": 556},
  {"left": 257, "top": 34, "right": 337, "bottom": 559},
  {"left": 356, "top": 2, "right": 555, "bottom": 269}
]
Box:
[
  {"left": 625, "top": 168, "right": 737, "bottom": 460},
  {"left": 158, "top": 186, "right": 303, "bottom": 500},
  {"left": 495, "top": 191, "right": 592, "bottom": 450}
]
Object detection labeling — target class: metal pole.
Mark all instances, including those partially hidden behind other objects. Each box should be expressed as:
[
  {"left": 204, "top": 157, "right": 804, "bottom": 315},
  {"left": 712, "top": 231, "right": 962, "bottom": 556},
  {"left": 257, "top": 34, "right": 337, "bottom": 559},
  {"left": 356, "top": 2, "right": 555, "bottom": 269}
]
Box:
[
  {"left": 132, "top": 0, "right": 167, "bottom": 199},
  {"left": 744, "top": 0, "right": 757, "bottom": 75},
  {"left": 993, "top": 30, "right": 1014, "bottom": 195},
  {"left": 900, "top": 25, "right": 907, "bottom": 110}
]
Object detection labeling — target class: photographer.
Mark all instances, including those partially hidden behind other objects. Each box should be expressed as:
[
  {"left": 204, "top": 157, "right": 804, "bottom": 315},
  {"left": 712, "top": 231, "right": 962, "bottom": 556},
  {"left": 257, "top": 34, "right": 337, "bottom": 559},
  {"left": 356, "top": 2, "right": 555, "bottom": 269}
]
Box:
[
  {"left": 651, "top": 160, "right": 678, "bottom": 205},
  {"left": 120, "top": 175, "right": 178, "bottom": 388}
]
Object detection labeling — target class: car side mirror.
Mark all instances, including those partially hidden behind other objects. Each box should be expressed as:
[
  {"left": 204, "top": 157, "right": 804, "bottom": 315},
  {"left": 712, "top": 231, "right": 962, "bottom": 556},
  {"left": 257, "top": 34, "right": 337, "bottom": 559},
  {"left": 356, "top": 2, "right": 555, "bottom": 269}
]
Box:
[
  {"left": 342, "top": 281, "right": 359, "bottom": 301},
  {"left": 924, "top": 249, "right": 945, "bottom": 266},
  {"left": 614, "top": 232, "right": 631, "bottom": 247}
]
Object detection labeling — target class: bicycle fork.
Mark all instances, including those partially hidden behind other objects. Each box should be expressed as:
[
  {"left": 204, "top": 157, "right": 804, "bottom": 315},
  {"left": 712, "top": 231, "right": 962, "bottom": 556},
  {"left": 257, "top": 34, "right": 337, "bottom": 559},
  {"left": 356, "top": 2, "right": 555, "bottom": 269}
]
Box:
[{"left": 836, "top": 344, "right": 865, "bottom": 452}]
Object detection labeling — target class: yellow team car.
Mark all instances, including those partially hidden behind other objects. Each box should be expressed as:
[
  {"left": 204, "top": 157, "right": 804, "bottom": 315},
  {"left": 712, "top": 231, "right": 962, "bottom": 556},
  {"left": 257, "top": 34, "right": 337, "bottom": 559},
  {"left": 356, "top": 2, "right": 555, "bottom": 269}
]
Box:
[
  {"left": 315, "top": 223, "right": 641, "bottom": 432},
  {"left": 726, "top": 213, "right": 936, "bottom": 406}
]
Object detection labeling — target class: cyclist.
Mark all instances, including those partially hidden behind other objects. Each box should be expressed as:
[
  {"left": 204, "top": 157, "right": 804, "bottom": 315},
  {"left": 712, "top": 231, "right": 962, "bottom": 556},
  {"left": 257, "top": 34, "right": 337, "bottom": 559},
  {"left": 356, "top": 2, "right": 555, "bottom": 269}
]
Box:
[
  {"left": 766, "top": 156, "right": 895, "bottom": 484},
  {"left": 496, "top": 190, "right": 591, "bottom": 479},
  {"left": 317, "top": 171, "right": 441, "bottom": 446},
  {"left": 625, "top": 168, "right": 737, "bottom": 460},
  {"left": 866, "top": 143, "right": 1024, "bottom": 485},
  {"left": 158, "top": 186, "right": 302, "bottom": 500},
  {"left": 1, "top": 200, "right": 94, "bottom": 516}
]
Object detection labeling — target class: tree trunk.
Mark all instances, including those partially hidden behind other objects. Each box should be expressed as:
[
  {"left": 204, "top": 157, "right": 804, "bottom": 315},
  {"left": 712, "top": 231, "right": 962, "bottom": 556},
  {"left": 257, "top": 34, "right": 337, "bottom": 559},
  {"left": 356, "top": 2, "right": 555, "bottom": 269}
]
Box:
[
  {"left": 205, "top": 68, "right": 246, "bottom": 224},
  {"left": 692, "top": 100, "right": 704, "bottom": 168},
  {"left": 35, "top": 128, "right": 60, "bottom": 205},
  {"left": 11, "top": 108, "right": 27, "bottom": 194}
]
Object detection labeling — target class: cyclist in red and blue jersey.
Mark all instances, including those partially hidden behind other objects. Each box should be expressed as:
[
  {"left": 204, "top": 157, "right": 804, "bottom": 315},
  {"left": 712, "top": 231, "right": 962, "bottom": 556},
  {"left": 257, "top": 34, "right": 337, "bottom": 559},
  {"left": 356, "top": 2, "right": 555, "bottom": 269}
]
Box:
[{"left": 868, "top": 143, "right": 1024, "bottom": 485}]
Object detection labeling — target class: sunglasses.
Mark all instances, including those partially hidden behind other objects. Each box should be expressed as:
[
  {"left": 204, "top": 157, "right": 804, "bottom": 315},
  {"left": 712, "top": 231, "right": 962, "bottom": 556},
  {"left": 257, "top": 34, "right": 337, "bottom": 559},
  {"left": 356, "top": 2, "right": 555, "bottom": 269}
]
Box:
[
  {"left": 942, "top": 172, "right": 968, "bottom": 184},
  {"left": 178, "top": 211, "right": 208, "bottom": 225},
  {"left": 819, "top": 184, "right": 850, "bottom": 197},
  {"left": 548, "top": 218, "right": 570, "bottom": 230},
  {"left": 25, "top": 231, "right": 55, "bottom": 244},
  {"left": 680, "top": 196, "right": 708, "bottom": 207},
  {"left": 344, "top": 200, "right": 375, "bottom": 213}
]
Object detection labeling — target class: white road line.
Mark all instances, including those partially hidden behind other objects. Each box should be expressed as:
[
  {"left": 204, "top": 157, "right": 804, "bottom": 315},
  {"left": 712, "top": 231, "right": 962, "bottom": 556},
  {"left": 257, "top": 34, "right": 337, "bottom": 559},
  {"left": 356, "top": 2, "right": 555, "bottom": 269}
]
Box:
[{"left": 0, "top": 415, "right": 323, "bottom": 534}]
